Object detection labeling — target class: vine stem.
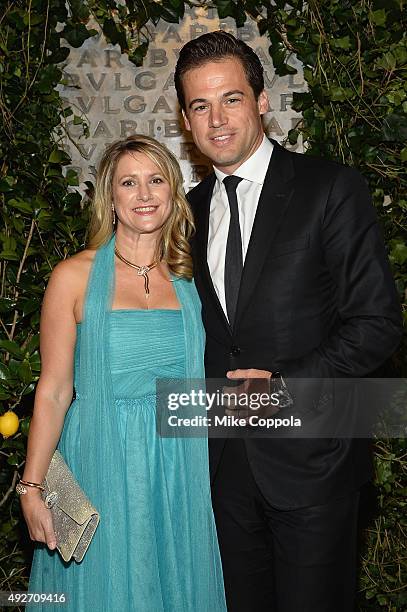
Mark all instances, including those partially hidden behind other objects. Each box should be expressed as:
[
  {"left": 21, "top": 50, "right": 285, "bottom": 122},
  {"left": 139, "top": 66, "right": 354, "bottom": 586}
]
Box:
[
  {"left": 0, "top": 469, "right": 19, "bottom": 508},
  {"left": 9, "top": 219, "right": 36, "bottom": 342},
  {"left": 9, "top": 0, "right": 50, "bottom": 123},
  {"left": 356, "top": 33, "right": 364, "bottom": 96}
]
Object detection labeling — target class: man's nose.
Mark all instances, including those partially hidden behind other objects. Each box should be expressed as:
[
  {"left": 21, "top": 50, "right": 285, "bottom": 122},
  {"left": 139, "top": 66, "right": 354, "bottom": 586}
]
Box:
[{"left": 209, "top": 104, "right": 227, "bottom": 128}]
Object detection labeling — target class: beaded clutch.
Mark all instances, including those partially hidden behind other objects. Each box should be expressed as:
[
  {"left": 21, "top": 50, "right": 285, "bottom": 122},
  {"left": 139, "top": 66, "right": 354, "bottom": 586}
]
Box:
[{"left": 41, "top": 450, "right": 100, "bottom": 562}]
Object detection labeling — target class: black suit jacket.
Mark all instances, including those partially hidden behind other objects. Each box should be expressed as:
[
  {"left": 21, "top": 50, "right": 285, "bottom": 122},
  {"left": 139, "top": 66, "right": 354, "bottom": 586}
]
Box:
[{"left": 187, "top": 139, "right": 402, "bottom": 509}]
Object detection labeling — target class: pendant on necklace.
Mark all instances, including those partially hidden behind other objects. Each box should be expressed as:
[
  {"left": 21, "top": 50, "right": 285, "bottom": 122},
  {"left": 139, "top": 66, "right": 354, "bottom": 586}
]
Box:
[
  {"left": 137, "top": 267, "right": 152, "bottom": 296},
  {"left": 114, "top": 247, "right": 158, "bottom": 299}
]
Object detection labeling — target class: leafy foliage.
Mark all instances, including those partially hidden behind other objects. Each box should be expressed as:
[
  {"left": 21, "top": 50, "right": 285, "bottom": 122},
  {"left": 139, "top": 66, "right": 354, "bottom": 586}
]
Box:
[
  {"left": 247, "top": 3, "right": 407, "bottom": 607},
  {"left": 0, "top": 1, "right": 405, "bottom": 610},
  {"left": 0, "top": 0, "right": 89, "bottom": 595},
  {"left": 246, "top": 0, "right": 407, "bottom": 349}
]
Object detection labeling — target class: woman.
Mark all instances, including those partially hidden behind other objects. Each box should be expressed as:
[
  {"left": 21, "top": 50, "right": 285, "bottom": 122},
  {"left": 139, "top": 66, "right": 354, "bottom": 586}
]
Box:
[{"left": 20, "top": 135, "right": 226, "bottom": 611}]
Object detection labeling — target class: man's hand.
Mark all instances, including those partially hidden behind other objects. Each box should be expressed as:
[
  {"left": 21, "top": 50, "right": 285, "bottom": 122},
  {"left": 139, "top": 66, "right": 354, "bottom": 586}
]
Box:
[
  {"left": 226, "top": 369, "right": 272, "bottom": 380},
  {"left": 223, "top": 369, "right": 278, "bottom": 421}
]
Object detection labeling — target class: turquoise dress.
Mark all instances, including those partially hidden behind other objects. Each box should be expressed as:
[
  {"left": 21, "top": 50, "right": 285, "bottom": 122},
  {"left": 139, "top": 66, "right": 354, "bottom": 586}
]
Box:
[{"left": 28, "top": 237, "right": 226, "bottom": 612}]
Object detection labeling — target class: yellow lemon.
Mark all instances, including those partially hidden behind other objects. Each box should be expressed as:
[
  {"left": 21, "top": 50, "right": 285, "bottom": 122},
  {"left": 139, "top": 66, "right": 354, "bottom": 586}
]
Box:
[{"left": 0, "top": 411, "right": 19, "bottom": 437}]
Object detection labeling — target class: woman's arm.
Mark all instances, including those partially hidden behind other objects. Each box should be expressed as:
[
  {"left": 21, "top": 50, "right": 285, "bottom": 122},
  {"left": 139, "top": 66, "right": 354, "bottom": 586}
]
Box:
[{"left": 20, "top": 256, "right": 87, "bottom": 549}]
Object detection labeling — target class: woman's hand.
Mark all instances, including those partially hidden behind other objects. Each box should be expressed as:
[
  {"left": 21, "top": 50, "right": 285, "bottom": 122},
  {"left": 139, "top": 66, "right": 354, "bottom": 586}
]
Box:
[{"left": 20, "top": 489, "right": 57, "bottom": 550}]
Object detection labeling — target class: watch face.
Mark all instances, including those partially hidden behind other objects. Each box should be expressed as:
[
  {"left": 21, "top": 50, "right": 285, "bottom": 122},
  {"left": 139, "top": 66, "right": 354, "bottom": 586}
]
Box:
[{"left": 16, "top": 483, "right": 26, "bottom": 495}]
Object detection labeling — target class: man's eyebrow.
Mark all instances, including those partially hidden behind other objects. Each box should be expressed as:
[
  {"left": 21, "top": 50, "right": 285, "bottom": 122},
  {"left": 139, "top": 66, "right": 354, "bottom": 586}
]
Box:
[
  {"left": 188, "top": 98, "right": 206, "bottom": 109},
  {"left": 223, "top": 90, "right": 245, "bottom": 98},
  {"left": 188, "top": 90, "right": 245, "bottom": 110}
]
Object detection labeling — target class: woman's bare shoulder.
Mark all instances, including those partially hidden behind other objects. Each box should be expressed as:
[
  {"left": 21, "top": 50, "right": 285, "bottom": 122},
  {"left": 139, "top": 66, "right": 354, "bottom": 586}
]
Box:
[
  {"left": 43, "top": 250, "right": 96, "bottom": 302},
  {"left": 50, "top": 249, "right": 96, "bottom": 281},
  {"left": 42, "top": 249, "right": 98, "bottom": 322}
]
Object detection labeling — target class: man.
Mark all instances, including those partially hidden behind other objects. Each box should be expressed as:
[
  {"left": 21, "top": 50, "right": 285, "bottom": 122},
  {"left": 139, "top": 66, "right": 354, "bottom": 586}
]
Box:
[{"left": 174, "top": 31, "right": 402, "bottom": 611}]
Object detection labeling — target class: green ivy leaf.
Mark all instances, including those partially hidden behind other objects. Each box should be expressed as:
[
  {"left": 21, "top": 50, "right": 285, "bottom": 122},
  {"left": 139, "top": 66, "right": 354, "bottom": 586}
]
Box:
[
  {"left": 0, "top": 236, "right": 17, "bottom": 251},
  {"left": 0, "top": 177, "right": 15, "bottom": 192},
  {"left": 25, "top": 335, "right": 40, "bottom": 354},
  {"left": 159, "top": 5, "right": 184, "bottom": 24},
  {"left": 29, "top": 351, "right": 41, "bottom": 372},
  {"left": 45, "top": 46, "right": 70, "bottom": 64},
  {"left": 68, "top": 0, "right": 90, "bottom": 22},
  {"left": 12, "top": 217, "right": 25, "bottom": 234},
  {"left": 389, "top": 241, "right": 407, "bottom": 265},
  {"left": 0, "top": 364, "right": 11, "bottom": 380},
  {"left": 33, "top": 195, "right": 49, "bottom": 209},
  {"left": 394, "top": 44, "right": 407, "bottom": 66},
  {"left": 288, "top": 128, "right": 299, "bottom": 145},
  {"left": 65, "top": 169, "right": 79, "bottom": 186},
  {"left": 0, "top": 388, "right": 10, "bottom": 400},
  {"left": 331, "top": 35, "right": 351, "bottom": 49},
  {"left": 62, "top": 23, "right": 98, "bottom": 48},
  {"left": 329, "top": 86, "right": 350, "bottom": 102},
  {"left": 18, "top": 361, "right": 33, "bottom": 384},
  {"left": 0, "top": 251, "right": 19, "bottom": 261},
  {"left": 377, "top": 51, "right": 396, "bottom": 71},
  {"left": 385, "top": 90, "right": 405, "bottom": 106},
  {"left": 23, "top": 12, "right": 44, "bottom": 26},
  {"left": 7, "top": 198, "right": 32, "bottom": 214},
  {"left": 7, "top": 453, "right": 19, "bottom": 466},
  {"left": 0, "top": 341, "right": 23, "bottom": 358},
  {"left": 216, "top": 0, "right": 235, "bottom": 19},
  {"left": 48, "top": 149, "right": 64, "bottom": 163},
  {"left": 0, "top": 298, "right": 16, "bottom": 313},
  {"left": 20, "top": 416, "right": 31, "bottom": 436},
  {"left": 19, "top": 140, "right": 40, "bottom": 154},
  {"left": 46, "top": 167, "right": 63, "bottom": 177},
  {"left": 37, "top": 65, "right": 62, "bottom": 93},
  {"left": 269, "top": 46, "right": 297, "bottom": 76},
  {"left": 292, "top": 92, "right": 313, "bottom": 111},
  {"left": 128, "top": 42, "right": 149, "bottom": 67},
  {"left": 257, "top": 18, "right": 268, "bottom": 36},
  {"left": 102, "top": 19, "right": 128, "bottom": 49},
  {"left": 382, "top": 113, "right": 407, "bottom": 142},
  {"left": 22, "top": 382, "right": 36, "bottom": 396},
  {"left": 369, "top": 9, "right": 387, "bottom": 27},
  {"left": 21, "top": 298, "right": 41, "bottom": 317},
  {"left": 235, "top": 0, "right": 247, "bottom": 28},
  {"left": 168, "top": 0, "right": 185, "bottom": 17}
]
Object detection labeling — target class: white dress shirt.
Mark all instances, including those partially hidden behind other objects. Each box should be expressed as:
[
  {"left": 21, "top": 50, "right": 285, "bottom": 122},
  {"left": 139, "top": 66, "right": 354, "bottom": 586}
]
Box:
[{"left": 208, "top": 135, "right": 274, "bottom": 319}]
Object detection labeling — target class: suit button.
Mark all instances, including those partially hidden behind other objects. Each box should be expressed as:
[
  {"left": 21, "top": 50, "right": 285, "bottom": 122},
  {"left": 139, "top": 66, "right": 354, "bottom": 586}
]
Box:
[{"left": 230, "top": 346, "right": 241, "bottom": 356}]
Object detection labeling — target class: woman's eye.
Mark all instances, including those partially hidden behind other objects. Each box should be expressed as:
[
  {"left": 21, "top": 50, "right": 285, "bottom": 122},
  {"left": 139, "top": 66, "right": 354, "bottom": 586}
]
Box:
[
  {"left": 152, "top": 177, "right": 164, "bottom": 184},
  {"left": 122, "top": 180, "right": 134, "bottom": 186}
]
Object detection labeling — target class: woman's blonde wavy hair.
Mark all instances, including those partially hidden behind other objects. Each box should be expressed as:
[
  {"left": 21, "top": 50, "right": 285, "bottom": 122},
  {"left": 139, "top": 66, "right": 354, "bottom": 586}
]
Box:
[{"left": 87, "top": 134, "right": 195, "bottom": 279}]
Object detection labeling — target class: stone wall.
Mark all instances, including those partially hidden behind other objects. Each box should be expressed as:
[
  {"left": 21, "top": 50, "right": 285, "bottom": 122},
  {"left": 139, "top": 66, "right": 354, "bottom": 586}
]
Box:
[{"left": 60, "top": 7, "right": 306, "bottom": 190}]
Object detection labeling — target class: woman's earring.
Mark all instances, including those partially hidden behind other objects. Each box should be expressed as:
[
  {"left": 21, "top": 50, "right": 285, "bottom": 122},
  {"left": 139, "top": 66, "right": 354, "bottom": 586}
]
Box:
[{"left": 111, "top": 203, "right": 116, "bottom": 227}]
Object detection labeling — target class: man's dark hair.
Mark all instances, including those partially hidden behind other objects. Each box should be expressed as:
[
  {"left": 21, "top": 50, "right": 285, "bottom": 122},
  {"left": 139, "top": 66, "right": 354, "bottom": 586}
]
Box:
[{"left": 174, "top": 31, "right": 264, "bottom": 111}]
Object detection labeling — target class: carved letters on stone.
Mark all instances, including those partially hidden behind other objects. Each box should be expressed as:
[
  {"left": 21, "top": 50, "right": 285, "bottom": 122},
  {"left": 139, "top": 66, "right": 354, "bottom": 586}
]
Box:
[{"left": 59, "top": 8, "right": 306, "bottom": 190}]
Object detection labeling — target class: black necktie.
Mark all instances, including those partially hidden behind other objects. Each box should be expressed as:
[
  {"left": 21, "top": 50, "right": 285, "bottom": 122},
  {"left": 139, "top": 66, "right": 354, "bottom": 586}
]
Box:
[{"left": 224, "top": 175, "right": 243, "bottom": 327}]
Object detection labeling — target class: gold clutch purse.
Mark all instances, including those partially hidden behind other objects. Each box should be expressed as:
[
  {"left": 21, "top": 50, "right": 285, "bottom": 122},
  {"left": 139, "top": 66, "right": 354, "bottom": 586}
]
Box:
[{"left": 41, "top": 450, "right": 100, "bottom": 562}]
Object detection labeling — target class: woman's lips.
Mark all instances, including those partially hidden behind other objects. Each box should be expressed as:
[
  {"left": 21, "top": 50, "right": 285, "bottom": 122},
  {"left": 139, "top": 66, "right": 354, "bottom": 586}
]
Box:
[{"left": 132, "top": 205, "right": 158, "bottom": 215}]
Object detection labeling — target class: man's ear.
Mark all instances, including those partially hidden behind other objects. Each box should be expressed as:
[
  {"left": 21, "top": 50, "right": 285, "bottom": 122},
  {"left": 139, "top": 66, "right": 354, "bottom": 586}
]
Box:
[
  {"left": 182, "top": 109, "right": 191, "bottom": 131},
  {"left": 257, "top": 90, "right": 270, "bottom": 116}
]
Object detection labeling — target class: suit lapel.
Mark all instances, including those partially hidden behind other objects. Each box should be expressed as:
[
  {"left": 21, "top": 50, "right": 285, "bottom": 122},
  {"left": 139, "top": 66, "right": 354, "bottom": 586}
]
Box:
[
  {"left": 234, "top": 141, "right": 296, "bottom": 328},
  {"left": 191, "top": 174, "right": 232, "bottom": 336}
]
